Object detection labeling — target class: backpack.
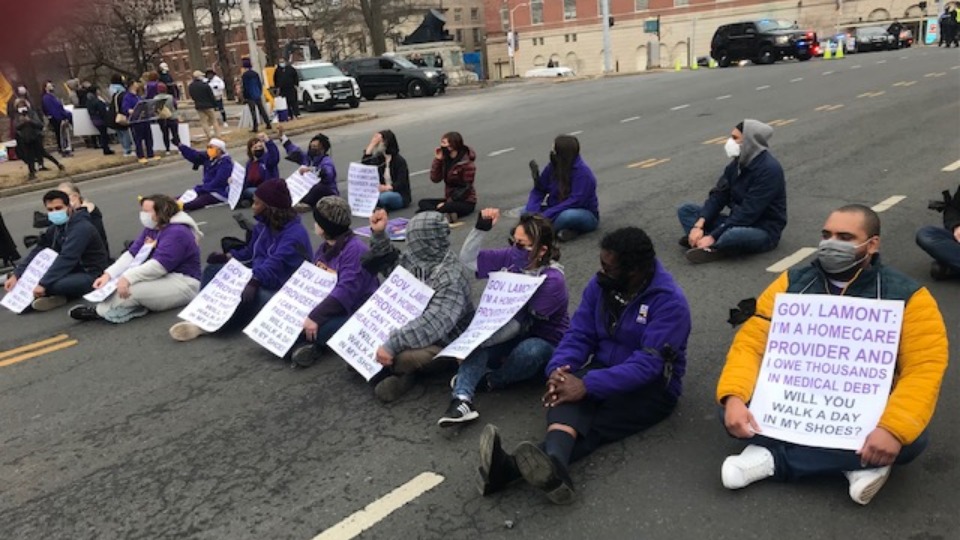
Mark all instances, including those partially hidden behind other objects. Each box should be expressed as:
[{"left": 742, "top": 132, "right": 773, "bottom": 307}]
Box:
[{"left": 108, "top": 91, "right": 128, "bottom": 128}]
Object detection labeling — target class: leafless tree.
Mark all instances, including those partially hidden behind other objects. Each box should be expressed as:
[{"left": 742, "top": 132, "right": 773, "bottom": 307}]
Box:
[{"left": 180, "top": 0, "right": 205, "bottom": 70}]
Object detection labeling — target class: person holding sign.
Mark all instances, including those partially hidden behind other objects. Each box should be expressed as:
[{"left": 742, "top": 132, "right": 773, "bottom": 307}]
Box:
[
  {"left": 121, "top": 80, "right": 158, "bottom": 165},
  {"left": 279, "top": 126, "right": 339, "bottom": 211},
  {"left": 478, "top": 227, "right": 691, "bottom": 503},
  {"left": 717, "top": 205, "right": 948, "bottom": 505},
  {"left": 241, "top": 133, "right": 281, "bottom": 205},
  {"left": 169, "top": 179, "right": 312, "bottom": 341},
  {"left": 289, "top": 196, "right": 380, "bottom": 367},
  {"left": 362, "top": 210, "right": 474, "bottom": 402},
  {"left": 178, "top": 138, "right": 234, "bottom": 212},
  {"left": 438, "top": 210, "right": 569, "bottom": 427},
  {"left": 524, "top": 135, "right": 599, "bottom": 243},
  {"left": 69, "top": 195, "right": 202, "bottom": 323},
  {"left": 419, "top": 132, "right": 477, "bottom": 225},
  {"left": 361, "top": 130, "right": 411, "bottom": 211},
  {"left": 4, "top": 190, "right": 109, "bottom": 311},
  {"left": 915, "top": 184, "right": 960, "bottom": 280}
]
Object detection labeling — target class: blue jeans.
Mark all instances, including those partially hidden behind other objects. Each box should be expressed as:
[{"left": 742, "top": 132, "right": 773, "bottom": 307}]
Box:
[
  {"left": 551, "top": 208, "right": 599, "bottom": 235},
  {"left": 378, "top": 191, "right": 406, "bottom": 211},
  {"left": 452, "top": 336, "right": 554, "bottom": 401},
  {"left": 242, "top": 187, "right": 257, "bottom": 201},
  {"left": 677, "top": 203, "right": 776, "bottom": 254},
  {"left": 44, "top": 272, "right": 96, "bottom": 298},
  {"left": 116, "top": 129, "right": 133, "bottom": 154},
  {"left": 915, "top": 225, "right": 960, "bottom": 272},
  {"left": 200, "top": 263, "right": 273, "bottom": 332}
]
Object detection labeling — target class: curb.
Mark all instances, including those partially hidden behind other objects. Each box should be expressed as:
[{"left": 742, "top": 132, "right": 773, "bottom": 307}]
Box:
[{"left": 0, "top": 112, "right": 379, "bottom": 200}]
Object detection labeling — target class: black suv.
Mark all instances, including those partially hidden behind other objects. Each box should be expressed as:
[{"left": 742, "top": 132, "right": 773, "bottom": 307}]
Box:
[
  {"left": 338, "top": 56, "right": 446, "bottom": 100},
  {"left": 711, "top": 20, "right": 816, "bottom": 67}
]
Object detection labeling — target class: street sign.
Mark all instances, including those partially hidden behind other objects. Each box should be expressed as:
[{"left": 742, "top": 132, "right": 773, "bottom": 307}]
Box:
[{"left": 644, "top": 18, "right": 659, "bottom": 34}]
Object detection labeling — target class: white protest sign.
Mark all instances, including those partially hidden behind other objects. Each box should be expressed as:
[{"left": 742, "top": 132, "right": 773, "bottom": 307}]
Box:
[
  {"left": 83, "top": 242, "right": 155, "bottom": 303},
  {"left": 285, "top": 170, "right": 320, "bottom": 205},
  {"left": 227, "top": 162, "right": 246, "bottom": 210},
  {"left": 178, "top": 189, "right": 198, "bottom": 204},
  {"left": 328, "top": 266, "right": 434, "bottom": 381},
  {"left": 347, "top": 162, "right": 381, "bottom": 218},
  {"left": 437, "top": 272, "right": 545, "bottom": 360},
  {"left": 1, "top": 249, "right": 58, "bottom": 314},
  {"left": 243, "top": 261, "right": 338, "bottom": 357},
  {"left": 177, "top": 258, "right": 253, "bottom": 332},
  {"left": 749, "top": 293, "right": 904, "bottom": 451}
]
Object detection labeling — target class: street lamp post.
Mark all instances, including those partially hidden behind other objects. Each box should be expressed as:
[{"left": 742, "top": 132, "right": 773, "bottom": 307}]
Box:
[{"left": 509, "top": 2, "right": 528, "bottom": 77}]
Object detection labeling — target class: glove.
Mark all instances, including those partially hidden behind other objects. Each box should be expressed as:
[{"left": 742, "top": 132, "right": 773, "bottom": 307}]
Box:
[
  {"left": 207, "top": 252, "right": 229, "bottom": 265},
  {"left": 241, "top": 279, "right": 260, "bottom": 303},
  {"left": 475, "top": 213, "right": 494, "bottom": 231}
]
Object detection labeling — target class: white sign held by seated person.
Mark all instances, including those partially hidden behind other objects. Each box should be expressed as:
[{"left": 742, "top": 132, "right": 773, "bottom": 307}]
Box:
[
  {"left": 328, "top": 266, "right": 435, "bottom": 381},
  {"left": 347, "top": 162, "right": 381, "bottom": 218},
  {"left": 1, "top": 249, "right": 58, "bottom": 314},
  {"left": 227, "top": 162, "right": 246, "bottom": 210},
  {"left": 83, "top": 242, "right": 155, "bottom": 303},
  {"left": 243, "top": 261, "right": 338, "bottom": 357},
  {"left": 437, "top": 271, "right": 546, "bottom": 360},
  {"left": 285, "top": 170, "right": 320, "bottom": 205},
  {"left": 749, "top": 293, "right": 904, "bottom": 451},
  {"left": 177, "top": 258, "right": 253, "bottom": 332}
]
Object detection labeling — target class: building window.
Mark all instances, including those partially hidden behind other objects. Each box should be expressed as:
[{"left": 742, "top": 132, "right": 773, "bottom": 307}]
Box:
[
  {"left": 471, "top": 8, "right": 479, "bottom": 22},
  {"left": 572, "top": 33, "right": 577, "bottom": 42},
  {"left": 531, "top": 0, "right": 543, "bottom": 24},
  {"left": 473, "top": 27, "right": 481, "bottom": 44},
  {"left": 635, "top": 0, "right": 649, "bottom": 11},
  {"left": 564, "top": 0, "right": 577, "bottom": 20},
  {"left": 456, "top": 29, "right": 463, "bottom": 42},
  {"left": 674, "top": 0, "right": 688, "bottom": 6},
  {"left": 500, "top": 6, "right": 509, "bottom": 31},
  {"left": 454, "top": 8, "right": 462, "bottom": 22},
  {"left": 564, "top": 34, "right": 569, "bottom": 43}
]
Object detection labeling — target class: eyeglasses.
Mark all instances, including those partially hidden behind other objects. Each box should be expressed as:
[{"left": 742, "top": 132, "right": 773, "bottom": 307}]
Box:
[{"left": 507, "top": 237, "right": 533, "bottom": 251}]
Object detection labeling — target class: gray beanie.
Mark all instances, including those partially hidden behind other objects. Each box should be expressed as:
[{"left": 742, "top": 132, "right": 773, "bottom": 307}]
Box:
[{"left": 313, "top": 196, "right": 352, "bottom": 237}]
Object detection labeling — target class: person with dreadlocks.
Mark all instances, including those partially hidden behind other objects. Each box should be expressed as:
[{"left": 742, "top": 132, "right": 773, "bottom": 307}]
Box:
[
  {"left": 476, "top": 227, "right": 691, "bottom": 504},
  {"left": 525, "top": 135, "right": 599, "bottom": 242},
  {"left": 438, "top": 208, "right": 569, "bottom": 428},
  {"left": 278, "top": 125, "right": 338, "bottom": 212}
]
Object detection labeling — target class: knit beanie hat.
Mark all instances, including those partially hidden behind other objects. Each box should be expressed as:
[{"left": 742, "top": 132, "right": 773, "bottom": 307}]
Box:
[
  {"left": 313, "top": 196, "right": 352, "bottom": 238},
  {"left": 242, "top": 57, "right": 253, "bottom": 69},
  {"left": 254, "top": 178, "right": 292, "bottom": 209}
]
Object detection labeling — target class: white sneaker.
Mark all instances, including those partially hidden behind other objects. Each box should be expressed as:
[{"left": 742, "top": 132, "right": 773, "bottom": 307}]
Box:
[
  {"left": 721, "top": 445, "right": 775, "bottom": 489},
  {"left": 844, "top": 466, "right": 891, "bottom": 505},
  {"left": 169, "top": 321, "right": 207, "bottom": 342},
  {"left": 31, "top": 295, "right": 67, "bottom": 312}
]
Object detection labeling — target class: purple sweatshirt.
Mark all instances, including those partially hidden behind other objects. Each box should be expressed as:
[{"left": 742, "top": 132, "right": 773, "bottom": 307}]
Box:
[
  {"left": 41, "top": 92, "right": 71, "bottom": 121},
  {"left": 308, "top": 233, "right": 379, "bottom": 322},
  {"left": 525, "top": 156, "right": 599, "bottom": 221},
  {"left": 179, "top": 144, "right": 234, "bottom": 199},
  {"left": 283, "top": 140, "right": 339, "bottom": 196},
  {"left": 546, "top": 260, "right": 691, "bottom": 400},
  {"left": 229, "top": 216, "right": 312, "bottom": 290},
  {"left": 476, "top": 247, "right": 569, "bottom": 346},
  {"left": 127, "top": 223, "right": 201, "bottom": 280},
  {"left": 121, "top": 92, "right": 141, "bottom": 116}
]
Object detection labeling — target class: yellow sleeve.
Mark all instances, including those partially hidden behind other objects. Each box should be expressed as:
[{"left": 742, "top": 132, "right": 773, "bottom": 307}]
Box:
[
  {"left": 716, "top": 272, "right": 789, "bottom": 404},
  {"left": 877, "top": 288, "right": 949, "bottom": 444}
]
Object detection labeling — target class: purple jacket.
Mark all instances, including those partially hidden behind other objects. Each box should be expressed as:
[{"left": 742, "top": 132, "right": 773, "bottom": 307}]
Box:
[
  {"left": 476, "top": 247, "right": 569, "bottom": 345},
  {"left": 245, "top": 140, "right": 280, "bottom": 187},
  {"left": 229, "top": 216, "right": 312, "bottom": 290},
  {"left": 283, "top": 140, "right": 339, "bottom": 196},
  {"left": 308, "top": 233, "right": 379, "bottom": 321},
  {"left": 145, "top": 81, "right": 160, "bottom": 99},
  {"left": 121, "top": 92, "right": 141, "bottom": 116},
  {"left": 546, "top": 260, "right": 691, "bottom": 400},
  {"left": 128, "top": 224, "right": 201, "bottom": 280},
  {"left": 179, "top": 144, "right": 234, "bottom": 199},
  {"left": 41, "top": 92, "right": 71, "bottom": 122},
  {"left": 525, "top": 156, "right": 599, "bottom": 221}
]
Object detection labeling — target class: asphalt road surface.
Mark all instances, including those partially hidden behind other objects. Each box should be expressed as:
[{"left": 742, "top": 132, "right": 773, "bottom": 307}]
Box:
[{"left": 1, "top": 47, "right": 958, "bottom": 540}]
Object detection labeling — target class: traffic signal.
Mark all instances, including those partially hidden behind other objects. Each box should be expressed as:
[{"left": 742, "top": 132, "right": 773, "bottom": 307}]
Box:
[{"left": 919, "top": 1, "right": 927, "bottom": 10}]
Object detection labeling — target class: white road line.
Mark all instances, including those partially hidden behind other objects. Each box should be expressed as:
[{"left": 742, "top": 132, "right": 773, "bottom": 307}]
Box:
[
  {"left": 943, "top": 159, "right": 960, "bottom": 172},
  {"left": 670, "top": 104, "right": 690, "bottom": 111},
  {"left": 312, "top": 472, "right": 445, "bottom": 540},
  {"left": 620, "top": 116, "right": 641, "bottom": 123},
  {"left": 822, "top": 71, "right": 834, "bottom": 75},
  {"left": 851, "top": 65, "right": 862, "bottom": 69},
  {"left": 716, "top": 94, "right": 732, "bottom": 100},
  {"left": 568, "top": 130, "right": 584, "bottom": 136},
  {"left": 410, "top": 169, "right": 430, "bottom": 176},
  {"left": 877, "top": 59, "right": 887, "bottom": 64},
  {"left": 952, "top": 65, "right": 960, "bottom": 70},
  {"left": 872, "top": 195, "right": 907, "bottom": 213},
  {"left": 767, "top": 247, "right": 817, "bottom": 273},
  {"left": 790, "top": 77, "right": 804, "bottom": 82},
  {"left": 488, "top": 147, "right": 515, "bottom": 157},
  {"left": 901, "top": 56, "right": 909, "bottom": 60},
  {"left": 756, "top": 85, "right": 771, "bottom": 90}
]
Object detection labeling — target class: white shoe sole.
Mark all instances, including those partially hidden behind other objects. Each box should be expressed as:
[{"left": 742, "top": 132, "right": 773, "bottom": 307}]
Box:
[
  {"left": 31, "top": 296, "right": 67, "bottom": 312},
  {"left": 437, "top": 409, "right": 479, "bottom": 428},
  {"left": 169, "top": 322, "right": 205, "bottom": 342},
  {"left": 849, "top": 468, "right": 891, "bottom": 505}
]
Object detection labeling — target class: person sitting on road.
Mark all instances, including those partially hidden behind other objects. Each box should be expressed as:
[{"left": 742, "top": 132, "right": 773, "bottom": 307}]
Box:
[
  {"left": 169, "top": 179, "right": 312, "bottom": 342},
  {"left": 178, "top": 138, "right": 234, "bottom": 212},
  {"left": 279, "top": 125, "right": 338, "bottom": 212},
  {"left": 438, "top": 209, "right": 569, "bottom": 428},
  {"left": 477, "top": 227, "right": 691, "bottom": 504},
  {"left": 915, "top": 184, "right": 960, "bottom": 280},
  {"left": 362, "top": 130, "right": 412, "bottom": 211},
  {"left": 678, "top": 119, "right": 787, "bottom": 264},
  {"left": 69, "top": 194, "right": 202, "bottom": 323},
  {"left": 4, "top": 190, "right": 110, "bottom": 312},
  {"left": 289, "top": 196, "right": 380, "bottom": 367},
  {"left": 717, "top": 205, "right": 948, "bottom": 505},
  {"left": 362, "top": 210, "right": 474, "bottom": 403},
  {"left": 58, "top": 182, "right": 110, "bottom": 257},
  {"left": 241, "top": 133, "right": 281, "bottom": 206},
  {"left": 525, "top": 135, "right": 599, "bottom": 242},
  {"left": 419, "top": 131, "right": 477, "bottom": 225}
]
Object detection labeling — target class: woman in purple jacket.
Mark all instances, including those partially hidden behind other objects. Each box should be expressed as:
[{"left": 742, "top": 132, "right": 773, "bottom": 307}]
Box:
[
  {"left": 240, "top": 133, "right": 281, "bottom": 205},
  {"left": 438, "top": 209, "right": 570, "bottom": 428},
  {"left": 69, "top": 194, "right": 202, "bottom": 323},
  {"left": 178, "top": 138, "right": 234, "bottom": 211},
  {"left": 289, "top": 196, "right": 380, "bottom": 367},
  {"left": 122, "top": 80, "right": 157, "bottom": 164},
  {"left": 525, "top": 135, "right": 599, "bottom": 242},
  {"left": 278, "top": 125, "right": 338, "bottom": 211}
]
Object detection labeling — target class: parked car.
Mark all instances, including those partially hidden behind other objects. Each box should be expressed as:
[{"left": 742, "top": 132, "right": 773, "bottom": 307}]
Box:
[
  {"left": 338, "top": 56, "right": 447, "bottom": 100},
  {"left": 710, "top": 19, "right": 816, "bottom": 67},
  {"left": 524, "top": 67, "right": 575, "bottom": 78},
  {"left": 854, "top": 26, "right": 896, "bottom": 52},
  {"left": 293, "top": 61, "right": 361, "bottom": 111}
]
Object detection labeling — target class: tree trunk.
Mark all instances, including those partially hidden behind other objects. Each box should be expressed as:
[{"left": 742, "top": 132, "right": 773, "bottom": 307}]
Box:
[
  {"left": 207, "top": 0, "right": 236, "bottom": 101},
  {"left": 259, "top": 0, "right": 281, "bottom": 65},
  {"left": 179, "top": 0, "right": 205, "bottom": 71},
  {"left": 359, "top": 0, "right": 387, "bottom": 56}
]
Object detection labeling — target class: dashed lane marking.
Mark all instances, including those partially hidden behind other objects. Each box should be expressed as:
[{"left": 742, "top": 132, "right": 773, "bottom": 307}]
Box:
[
  {"left": 620, "top": 116, "right": 641, "bottom": 123},
  {"left": 410, "top": 169, "right": 430, "bottom": 176},
  {"left": 767, "top": 118, "right": 797, "bottom": 127},
  {"left": 756, "top": 85, "right": 771, "bottom": 90},
  {"left": 0, "top": 334, "right": 78, "bottom": 368},
  {"left": 924, "top": 72, "right": 946, "bottom": 78},
  {"left": 627, "top": 158, "right": 658, "bottom": 168},
  {"left": 487, "top": 147, "right": 515, "bottom": 157},
  {"left": 790, "top": 77, "right": 804, "bottom": 82},
  {"left": 638, "top": 158, "right": 671, "bottom": 169},
  {"left": 766, "top": 248, "right": 817, "bottom": 274},
  {"left": 858, "top": 91, "right": 886, "bottom": 98},
  {"left": 822, "top": 71, "right": 835, "bottom": 75},
  {"left": 568, "top": 130, "right": 583, "bottom": 136},
  {"left": 702, "top": 136, "right": 728, "bottom": 145},
  {"left": 815, "top": 104, "right": 845, "bottom": 111},
  {"left": 942, "top": 160, "right": 960, "bottom": 172},
  {"left": 670, "top": 104, "right": 690, "bottom": 111},
  {"left": 877, "top": 59, "right": 887, "bottom": 64},
  {"left": 872, "top": 195, "right": 907, "bottom": 213},
  {"left": 892, "top": 80, "right": 917, "bottom": 87},
  {"left": 851, "top": 65, "right": 862, "bottom": 69},
  {"left": 716, "top": 94, "right": 732, "bottom": 100},
  {"left": 311, "top": 472, "right": 445, "bottom": 540}
]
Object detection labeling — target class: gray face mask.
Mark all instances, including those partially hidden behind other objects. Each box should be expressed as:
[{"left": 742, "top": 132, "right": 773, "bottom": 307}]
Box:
[{"left": 817, "top": 238, "right": 870, "bottom": 274}]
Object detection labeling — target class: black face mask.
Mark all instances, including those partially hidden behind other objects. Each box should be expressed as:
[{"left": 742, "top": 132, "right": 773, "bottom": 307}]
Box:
[
  {"left": 596, "top": 271, "right": 628, "bottom": 293},
  {"left": 308, "top": 147, "right": 321, "bottom": 157},
  {"left": 441, "top": 147, "right": 451, "bottom": 157},
  {"left": 253, "top": 149, "right": 265, "bottom": 159}
]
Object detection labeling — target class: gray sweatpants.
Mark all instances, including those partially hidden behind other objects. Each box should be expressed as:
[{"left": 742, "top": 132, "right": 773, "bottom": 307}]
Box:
[{"left": 96, "top": 273, "right": 200, "bottom": 323}]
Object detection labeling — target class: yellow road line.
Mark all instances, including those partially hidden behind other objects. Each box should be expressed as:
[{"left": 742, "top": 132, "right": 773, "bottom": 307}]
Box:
[
  {"left": 639, "top": 158, "right": 671, "bottom": 169},
  {"left": 0, "top": 339, "right": 78, "bottom": 368},
  {"left": 627, "top": 158, "right": 659, "bottom": 168},
  {"left": 702, "top": 136, "right": 727, "bottom": 145},
  {"left": 826, "top": 104, "right": 845, "bottom": 111},
  {"left": 0, "top": 334, "right": 71, "bottom": 361},
  {"left": 777, "top": 118, "right": 797, "bottom": 126}
]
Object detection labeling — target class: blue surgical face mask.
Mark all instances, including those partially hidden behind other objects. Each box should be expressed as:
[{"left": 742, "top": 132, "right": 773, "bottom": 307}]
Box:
[{"left": 48, "top": 209, "right": 69, "bottom": 226}]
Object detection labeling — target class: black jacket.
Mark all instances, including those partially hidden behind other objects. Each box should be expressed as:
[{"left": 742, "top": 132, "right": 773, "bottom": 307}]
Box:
[
  {"left": 15, "top": 209, "right": 109, "bottom": 285},
  {"left": 362, "top": 151, "right": 411, "bottom": 208},
  {"left": 274, "top": 65, "right": 299, "bottom": 89},
  {"left": 14, "top": 110, "right": 45, "bottom": 144},
  {"left": 943, "top": 186, "right": 960, "bottom": 232},
  {"left": 189, "top": 80, "right": 217, "bottom": 110}
]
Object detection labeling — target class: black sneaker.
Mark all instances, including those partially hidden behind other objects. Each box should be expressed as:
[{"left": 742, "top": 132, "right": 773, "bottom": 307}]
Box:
[
  {"left": 69, "top": 305, "right": 102, "bottom": 321},
  {"left": 930, "top": 261, "right": 955, "bottom": 281},
  {"left": 557, "top": 229, "right": 579, "bottom": 243},
  {"left": 514, "top": 441, "right": 576, "bottom": 505},
  {"left": 477, "top": 424, "right": 521, "bottom": 496},
  {"left": 438, "top": 398, "right": 479, "bottom": 427},
  {"left": 685, "top": 247, "right": 726, "bottom": 264},
  {"left": 290, "top": 344, "right": 321, "bottom": 368},
  {"left": 679, "top": 235, "right": 691, "bottom": 248}
]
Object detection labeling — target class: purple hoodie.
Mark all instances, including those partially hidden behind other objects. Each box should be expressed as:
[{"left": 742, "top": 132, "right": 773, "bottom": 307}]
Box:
[
  {"left": 546, "top": 260, "right": 691, "bottom": 400},
  {"left": 229, "top": 216, "right": 312, "bottom": 290},
  {"left": 41, "top": 92, "right": 71, "bottom": 121},
  {"left": 308, "top": 233, "right": 379, "bottom": 321},
  {"left": 179, "top": 144, "right": 234, "bottom": 199},
  {"left": 127, "top": 223, "right": 201, "bottom": 280},
  {"left": 525, "top": 156, "right": 599, "bottom": 221},
  {"left": 283, "top": 140, "right": 339, "bottom": 197}
]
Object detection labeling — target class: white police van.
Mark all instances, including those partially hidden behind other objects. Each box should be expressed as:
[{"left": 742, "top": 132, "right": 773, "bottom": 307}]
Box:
[{"left": 294, "top": 61, "right": 361, "bottom": 111}]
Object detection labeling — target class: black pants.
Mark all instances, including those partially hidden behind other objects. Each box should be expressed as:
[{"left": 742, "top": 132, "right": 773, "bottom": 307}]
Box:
[
  {"left": 48, "top": 117, "right": 64, "bottom": 153},
  {"left": 20, "top": 139, "right": 60, "bottom": 174},
  {"left": 215, "top": 99, "right": 227, "bottom": 123},
  {"left": 158, "top": 118, "right": 181, "bottom": 151},
  {"left": 417, "top": 198, "right": 475, "bottom": 219},
  {"left": 246, "top": 99, "right": 272, "bottom": 130},
  {"left": 281, "top": 87, "right": 300, "bottom": 117},
  {"left": 96, "top": 125, "right": 112, "bottom": 154},
  {"left": 547, "top": 381, "right": 677, "bottom": 464}
]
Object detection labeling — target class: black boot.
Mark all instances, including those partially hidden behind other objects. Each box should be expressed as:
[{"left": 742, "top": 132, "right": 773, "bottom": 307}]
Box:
[
  {"left": 514, "top": 441, "right": 576, "bottom": 505},
  {"left": 477, "top": 424, "right": 521, "bottom": 496}
]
